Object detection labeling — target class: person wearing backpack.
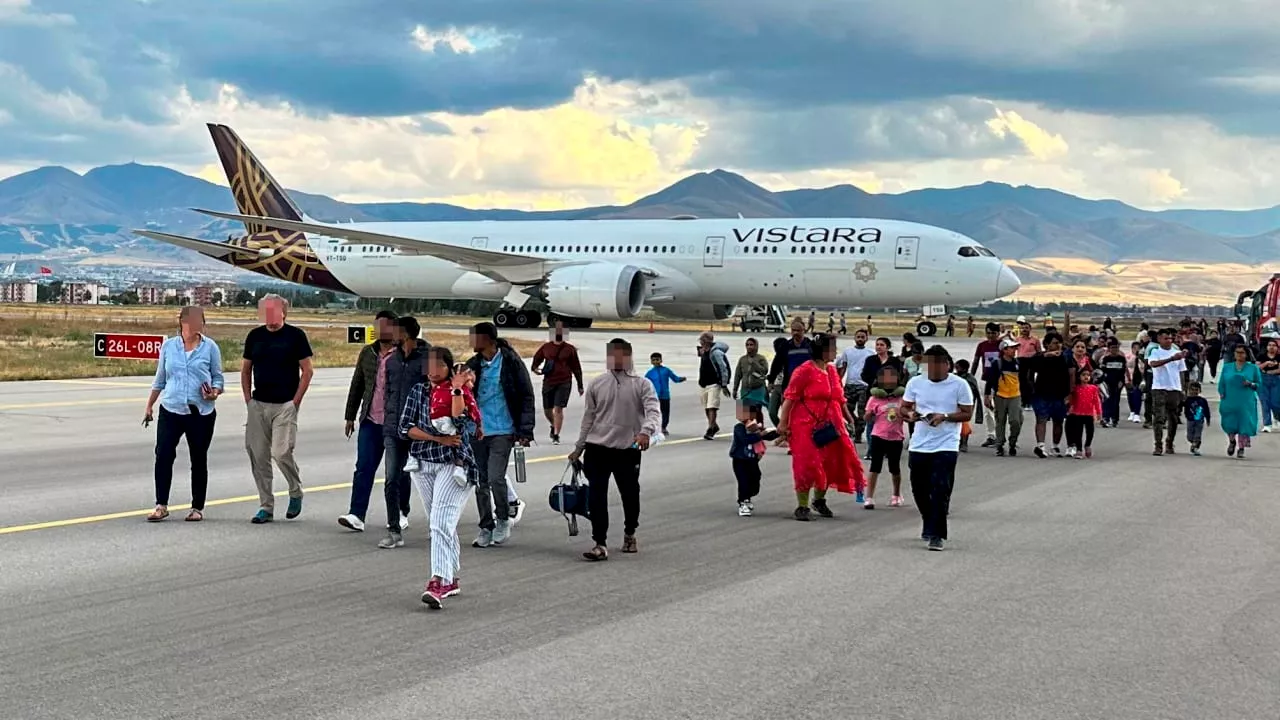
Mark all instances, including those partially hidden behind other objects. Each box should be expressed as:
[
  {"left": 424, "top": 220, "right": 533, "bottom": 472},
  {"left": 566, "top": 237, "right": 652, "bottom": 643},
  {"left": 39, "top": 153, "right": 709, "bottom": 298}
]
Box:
[
  {"left": 732, "top": 337, "right": 770, "bottom": 425},
  {"left": 568, "top": 338, "right": 662, "bottom": 562}
]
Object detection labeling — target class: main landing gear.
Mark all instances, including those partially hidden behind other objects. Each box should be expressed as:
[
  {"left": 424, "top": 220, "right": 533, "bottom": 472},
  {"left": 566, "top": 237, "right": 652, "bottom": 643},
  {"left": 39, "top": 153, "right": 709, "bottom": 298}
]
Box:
[
  {"left": 916, "top": 319, "right": 938, "bottom": 337},
  {"left": 490, "top": 309, "right": 594, "bottom": 330}
]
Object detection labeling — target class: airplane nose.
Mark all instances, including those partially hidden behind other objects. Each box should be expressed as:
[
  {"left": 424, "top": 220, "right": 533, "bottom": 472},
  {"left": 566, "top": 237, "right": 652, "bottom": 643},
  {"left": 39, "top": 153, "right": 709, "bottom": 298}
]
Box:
[{"left": 996, "top": 264, "right": 1021, "bottom": 297}]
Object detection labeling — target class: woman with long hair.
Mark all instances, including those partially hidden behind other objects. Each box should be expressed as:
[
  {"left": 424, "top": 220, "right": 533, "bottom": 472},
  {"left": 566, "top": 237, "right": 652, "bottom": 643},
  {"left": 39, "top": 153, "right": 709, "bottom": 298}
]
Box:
[
  {"left": 399, "top": 346, "right": 481, "bottom": 609},
  {"left": 145, "top": 306, "right": 224, "bottom": 522},
  {"left": 1219, "top": 344, "right": 1261, "bottom": 459},
  {"left": 777, "top": 333, "right": 866, "bottom": 521}
]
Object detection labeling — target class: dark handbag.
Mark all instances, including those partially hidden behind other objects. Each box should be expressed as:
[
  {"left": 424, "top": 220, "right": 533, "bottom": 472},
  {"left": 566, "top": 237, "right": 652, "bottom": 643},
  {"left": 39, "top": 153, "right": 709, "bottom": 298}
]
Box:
[
  {"left": 803, "top": 365, "right": 841, "bottom": 448},
  {"left": 548, "top": 461, "right": 590, "bottom": 536}
]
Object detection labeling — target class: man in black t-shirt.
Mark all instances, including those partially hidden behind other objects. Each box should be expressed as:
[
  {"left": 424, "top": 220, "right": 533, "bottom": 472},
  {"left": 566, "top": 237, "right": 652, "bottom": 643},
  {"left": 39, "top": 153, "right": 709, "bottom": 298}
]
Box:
[{"left": 241, "top": 294, "right": 314, "bottom": 524}]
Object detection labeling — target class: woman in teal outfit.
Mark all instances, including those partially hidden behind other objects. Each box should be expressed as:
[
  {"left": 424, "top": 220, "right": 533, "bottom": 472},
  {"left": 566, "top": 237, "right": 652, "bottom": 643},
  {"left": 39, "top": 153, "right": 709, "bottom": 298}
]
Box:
[{"left": 1218, "top": 344, "right": 1261, "bottom": 459}]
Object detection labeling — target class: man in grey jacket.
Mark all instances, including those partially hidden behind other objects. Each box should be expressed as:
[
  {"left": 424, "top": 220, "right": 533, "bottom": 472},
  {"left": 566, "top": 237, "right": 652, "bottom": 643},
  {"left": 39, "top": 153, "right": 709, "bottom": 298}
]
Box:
[
  {"left": 569, "top": 338, "right": 662, "bottom": 562},
  {"left": 697, "top": 332, "right": 732, "bottom": 440}
]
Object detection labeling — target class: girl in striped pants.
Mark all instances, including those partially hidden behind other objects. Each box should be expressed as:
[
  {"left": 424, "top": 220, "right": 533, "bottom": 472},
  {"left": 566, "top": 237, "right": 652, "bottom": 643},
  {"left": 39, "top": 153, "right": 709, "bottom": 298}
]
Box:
[{"left": 399, "top": 346, "right": 481, "bottom": 610}]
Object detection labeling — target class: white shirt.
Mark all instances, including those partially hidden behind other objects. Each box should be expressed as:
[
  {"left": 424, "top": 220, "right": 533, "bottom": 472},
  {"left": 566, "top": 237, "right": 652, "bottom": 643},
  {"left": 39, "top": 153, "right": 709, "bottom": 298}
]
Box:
[
  {"left": 837, "top": 346, "right": 874, "bottom": 386},
  {"left": 904, "top": 374, "right": 974, "bottom": 453},
  {"left": 1145, "top": 345, "right": 1186, "bottom": 391}
]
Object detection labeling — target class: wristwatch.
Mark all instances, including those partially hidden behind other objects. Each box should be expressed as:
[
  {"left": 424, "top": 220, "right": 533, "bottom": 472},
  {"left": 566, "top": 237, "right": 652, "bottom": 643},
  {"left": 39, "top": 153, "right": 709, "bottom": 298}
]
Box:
[{"left": 451, "top": 388, "right": 463, "bottom": 396}]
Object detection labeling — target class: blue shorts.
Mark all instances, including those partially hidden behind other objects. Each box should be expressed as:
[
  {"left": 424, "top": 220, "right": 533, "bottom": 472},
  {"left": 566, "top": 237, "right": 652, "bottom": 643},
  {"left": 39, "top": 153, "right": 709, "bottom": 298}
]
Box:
[{"left": 1032, "top": 397, "right": 1068, "bottom": 421}]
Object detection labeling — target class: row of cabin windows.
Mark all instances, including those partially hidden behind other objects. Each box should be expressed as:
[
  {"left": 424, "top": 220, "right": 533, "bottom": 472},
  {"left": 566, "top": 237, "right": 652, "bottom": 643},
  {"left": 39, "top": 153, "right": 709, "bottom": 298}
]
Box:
[{"left": 495, "top": 244, "right": 876, "bottom": 255}]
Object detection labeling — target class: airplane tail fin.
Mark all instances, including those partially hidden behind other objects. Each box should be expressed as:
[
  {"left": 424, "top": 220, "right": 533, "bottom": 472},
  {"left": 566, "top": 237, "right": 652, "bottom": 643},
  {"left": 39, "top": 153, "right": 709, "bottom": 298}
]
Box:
[{"left": 207, "top": 123, "right": 308, "bottom": 234}]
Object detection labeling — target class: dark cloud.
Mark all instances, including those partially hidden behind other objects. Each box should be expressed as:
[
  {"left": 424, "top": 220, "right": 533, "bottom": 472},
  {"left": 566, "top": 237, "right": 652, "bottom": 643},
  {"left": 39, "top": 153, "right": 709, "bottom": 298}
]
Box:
[{"left": 2, "top": 0, "right": 1279, "bottom": 168}]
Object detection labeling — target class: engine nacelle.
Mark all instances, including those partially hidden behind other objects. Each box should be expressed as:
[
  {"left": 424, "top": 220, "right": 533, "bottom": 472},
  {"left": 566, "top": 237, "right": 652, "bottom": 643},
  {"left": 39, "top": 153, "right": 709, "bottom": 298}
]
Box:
[
  {"left": 544, "top": 263, "right": 647, "bottom": 320},
  {"left": 656, "top": 303, "right": 737, "bottom": 321}
]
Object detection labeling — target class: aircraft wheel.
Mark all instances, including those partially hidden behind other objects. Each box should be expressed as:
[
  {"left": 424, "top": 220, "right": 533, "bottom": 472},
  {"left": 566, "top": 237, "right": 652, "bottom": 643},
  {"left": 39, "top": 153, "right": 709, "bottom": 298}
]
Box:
[
  {"left": 916, "top": 320, "right": 938, "bottom": 337},
  {"left": 493, "top": 309, "right": 514, "bottom": 328},
  {"left": 514, "top": 310, "right": 540, "bottom": 328}
]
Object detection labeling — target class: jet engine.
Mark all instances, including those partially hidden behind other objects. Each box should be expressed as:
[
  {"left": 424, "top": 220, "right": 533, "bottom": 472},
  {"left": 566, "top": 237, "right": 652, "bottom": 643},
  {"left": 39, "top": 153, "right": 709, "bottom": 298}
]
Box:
[
  {"left": 544, "top": 263, "right": 647, "bottom": 319},
  {"left": 656, "top": 303, "right": 737, "bottom": 321}
]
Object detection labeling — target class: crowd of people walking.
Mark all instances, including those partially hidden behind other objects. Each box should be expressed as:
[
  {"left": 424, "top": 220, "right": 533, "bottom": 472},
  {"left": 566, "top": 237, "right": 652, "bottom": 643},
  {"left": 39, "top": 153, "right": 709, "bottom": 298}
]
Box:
[{"left": 143, "top": 299, "right": 1274, "bottom": 607}]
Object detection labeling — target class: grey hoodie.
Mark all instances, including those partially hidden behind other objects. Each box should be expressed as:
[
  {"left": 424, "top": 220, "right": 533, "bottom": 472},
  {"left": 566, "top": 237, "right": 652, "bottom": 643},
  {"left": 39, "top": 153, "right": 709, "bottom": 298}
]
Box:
[
  {"left": 707, "top": 341, "right": 731, "bottom": 388},
  {"left": 575, "top": 368, "right": 663, "bottom": 451}
]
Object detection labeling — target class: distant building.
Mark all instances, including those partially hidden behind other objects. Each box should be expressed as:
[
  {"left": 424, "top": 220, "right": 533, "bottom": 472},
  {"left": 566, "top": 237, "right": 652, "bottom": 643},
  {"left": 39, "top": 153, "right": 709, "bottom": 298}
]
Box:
[
  {"left": 59, "top": 282, "right": 111, "bottom": 304},
  {"left": 190, "top": 285, "right": 216, "bottom": 306},
  {"left": 0, "top": 282, "right": 37, "bottom": 304},
  {"left": 135, "top": 286, "right": 168, "bottom": 305}
]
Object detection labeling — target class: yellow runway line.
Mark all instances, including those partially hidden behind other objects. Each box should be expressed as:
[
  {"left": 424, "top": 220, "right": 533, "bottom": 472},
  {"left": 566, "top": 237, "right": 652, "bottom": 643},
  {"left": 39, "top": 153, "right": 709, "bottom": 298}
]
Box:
[{"left": 0, "top": 434, "right": 718, "bottom": 535}]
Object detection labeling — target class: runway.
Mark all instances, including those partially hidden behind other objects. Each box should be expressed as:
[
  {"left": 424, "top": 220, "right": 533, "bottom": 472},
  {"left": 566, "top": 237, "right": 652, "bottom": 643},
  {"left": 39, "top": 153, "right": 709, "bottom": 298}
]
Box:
[{"left": 2, "top": 331, "right": 1278, "bottom": 719}]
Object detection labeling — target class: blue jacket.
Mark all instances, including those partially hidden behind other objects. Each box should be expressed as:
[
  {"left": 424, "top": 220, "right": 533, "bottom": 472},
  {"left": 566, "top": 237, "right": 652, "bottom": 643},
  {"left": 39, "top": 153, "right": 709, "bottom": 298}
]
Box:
[{"left": 645, "top": 365, "right": 685, "bottom": 399}]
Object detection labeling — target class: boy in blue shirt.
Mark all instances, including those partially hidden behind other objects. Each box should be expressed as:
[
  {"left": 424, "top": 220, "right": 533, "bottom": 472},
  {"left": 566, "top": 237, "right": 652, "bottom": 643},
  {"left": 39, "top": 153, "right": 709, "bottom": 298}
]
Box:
[{"left": 645, "top": 352, "right": 686, "bottom": 434}]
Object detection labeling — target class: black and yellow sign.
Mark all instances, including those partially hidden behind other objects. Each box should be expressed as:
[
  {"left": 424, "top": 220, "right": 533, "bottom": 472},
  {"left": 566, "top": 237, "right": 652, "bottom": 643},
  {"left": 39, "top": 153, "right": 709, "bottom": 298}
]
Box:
[{"left": 347, "top": 325, "right": 375, "bottom": 344}]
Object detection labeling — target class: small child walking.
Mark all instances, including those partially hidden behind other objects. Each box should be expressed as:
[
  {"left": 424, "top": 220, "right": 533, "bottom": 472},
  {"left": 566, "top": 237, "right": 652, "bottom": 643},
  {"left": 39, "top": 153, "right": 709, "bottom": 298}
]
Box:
[
  {"left": 863, "top": 366, "right": 906, "bottom": 509},
  {"left": 729, "top": 402, "right": 778, "bottom": 516},
  {"left": 1065, "top": 366, "right": 1102, "bottom": 458},
  {"left": 644, "top": 352, "right": 686, "bottom": 434},
  {"left": 1183, "top": 381, "right": 1211, "bottom": 455}
]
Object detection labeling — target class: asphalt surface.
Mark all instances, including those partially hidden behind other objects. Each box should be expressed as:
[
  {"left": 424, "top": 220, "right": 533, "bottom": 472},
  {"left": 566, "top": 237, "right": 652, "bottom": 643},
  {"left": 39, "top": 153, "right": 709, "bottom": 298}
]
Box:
[{"left": 2, "top": 330, "right": 1279, "bottom": 719}]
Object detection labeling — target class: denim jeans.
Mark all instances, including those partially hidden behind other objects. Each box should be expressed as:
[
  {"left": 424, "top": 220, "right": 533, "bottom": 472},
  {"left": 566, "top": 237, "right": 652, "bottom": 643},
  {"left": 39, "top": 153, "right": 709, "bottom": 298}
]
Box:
[{"left": 346, "top": 419, "right": 384, "bottom": 520}]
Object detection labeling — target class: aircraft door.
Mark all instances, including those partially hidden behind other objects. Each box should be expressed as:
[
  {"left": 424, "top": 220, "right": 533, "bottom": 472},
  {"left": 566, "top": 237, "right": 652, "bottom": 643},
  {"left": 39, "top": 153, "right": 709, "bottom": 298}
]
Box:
[
  {"left": 894, "top": 236, "right": 919, "bottom": 269},
  {"left": 703, "top": 236, "right": 725, "bottom": 268}
]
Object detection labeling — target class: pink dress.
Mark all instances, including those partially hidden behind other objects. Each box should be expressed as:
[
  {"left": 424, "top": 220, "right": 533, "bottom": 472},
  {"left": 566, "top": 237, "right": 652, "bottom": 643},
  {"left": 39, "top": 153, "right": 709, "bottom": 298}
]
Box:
[{"left": 784, "top": 361, "right": 865, "bottom": 494}]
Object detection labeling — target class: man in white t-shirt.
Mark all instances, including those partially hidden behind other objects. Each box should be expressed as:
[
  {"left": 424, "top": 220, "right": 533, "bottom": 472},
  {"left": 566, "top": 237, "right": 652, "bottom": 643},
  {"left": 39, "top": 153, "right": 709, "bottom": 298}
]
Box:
[
  {"left": 836, "top": 328, "right": 875, "bottom": 444},
  {"left": 1145, "top": 328, "right": 1188, "bottom": 455},
  {"left": 902, "top": 345, "right": 974, "bottom": 551}
]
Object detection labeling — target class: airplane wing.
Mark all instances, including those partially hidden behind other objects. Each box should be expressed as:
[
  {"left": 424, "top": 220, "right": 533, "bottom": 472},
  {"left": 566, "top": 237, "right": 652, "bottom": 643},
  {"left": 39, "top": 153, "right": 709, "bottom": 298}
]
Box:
[
  {"left": 133, "top": 229, "right": 263, "bottom": 259},
  {"left": 189, "top": 209, "right": 545, "bottom": 268}
]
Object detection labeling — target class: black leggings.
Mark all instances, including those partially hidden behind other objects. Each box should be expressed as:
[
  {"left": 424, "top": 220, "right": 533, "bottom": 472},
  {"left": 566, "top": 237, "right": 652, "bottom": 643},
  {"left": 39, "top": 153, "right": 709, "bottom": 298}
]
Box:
[
  {"left": 868, "top": 436, "right": 903, "bottom": 475},
  {"left": 1207, "top": 356, "right": 1219, "bottom": 379},
  {"left": 154, "top": 406, "right": 216, "bottom": 509},
  {"left": 1065, "top": 415, "right": 1095, "bottom": 449}
]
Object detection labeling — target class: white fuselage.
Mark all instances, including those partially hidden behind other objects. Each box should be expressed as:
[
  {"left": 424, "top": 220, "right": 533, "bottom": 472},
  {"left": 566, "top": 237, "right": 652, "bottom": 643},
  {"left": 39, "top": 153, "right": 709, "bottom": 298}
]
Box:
[{"left": 303, "top": 217, "right": 1019, "bottom": 308}]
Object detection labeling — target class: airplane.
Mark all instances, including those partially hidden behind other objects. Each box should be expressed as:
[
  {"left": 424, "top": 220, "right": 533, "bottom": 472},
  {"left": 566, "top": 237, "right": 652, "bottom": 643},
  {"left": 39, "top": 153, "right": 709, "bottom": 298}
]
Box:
[{"left": 135, "top": 124, "right": 1021, "bottom": 336}]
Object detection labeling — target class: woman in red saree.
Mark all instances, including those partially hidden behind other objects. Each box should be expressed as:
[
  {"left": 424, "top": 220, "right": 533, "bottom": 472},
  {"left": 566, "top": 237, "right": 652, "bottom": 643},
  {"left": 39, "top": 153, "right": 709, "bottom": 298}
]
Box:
[{"left": 778, "top": 333, "right": 866, "bottom": 521}]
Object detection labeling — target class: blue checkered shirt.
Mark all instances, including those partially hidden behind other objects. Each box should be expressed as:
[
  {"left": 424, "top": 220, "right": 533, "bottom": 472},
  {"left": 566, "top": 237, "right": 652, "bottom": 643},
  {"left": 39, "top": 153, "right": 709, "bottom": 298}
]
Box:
[{"left": 398, "top": 382, "right": 478, "bottom": 482}]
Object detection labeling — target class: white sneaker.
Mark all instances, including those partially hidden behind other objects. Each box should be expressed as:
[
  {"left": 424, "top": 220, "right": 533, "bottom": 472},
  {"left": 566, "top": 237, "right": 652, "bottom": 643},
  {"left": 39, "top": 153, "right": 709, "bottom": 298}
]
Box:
[
  {"left": 338, "top": 514, "right": 365, "bottom": 532},
  {"left": 1264, "top": 426, "right": 1273, "bottom": 433},
  {"left": 1065, "top": 447, "right": 1078, "bottom": 458},
  {"left": 491, "top": 519, "right": 511, "bottom": 545},
  {"left": 399, "top": 514, "right": 410, "bottom": 531},
  {"left": 738, "top": 502, "right": 752, "bottom": 517},
  {"left": 863, "top": 497, "right": 876, "bottom": 510},
  {"left": 509, "top": 499, "right": 526, "bottom": 526},
  {"left": 1051, "top": 446, "right": 1063, "bottom": 458}
]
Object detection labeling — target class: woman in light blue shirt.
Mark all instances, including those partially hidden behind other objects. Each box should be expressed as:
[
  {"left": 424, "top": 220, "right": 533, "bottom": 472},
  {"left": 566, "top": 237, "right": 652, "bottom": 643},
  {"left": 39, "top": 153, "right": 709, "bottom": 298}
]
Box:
[{"left": 144, "top": 306, "right": 224, "bottom": 522}]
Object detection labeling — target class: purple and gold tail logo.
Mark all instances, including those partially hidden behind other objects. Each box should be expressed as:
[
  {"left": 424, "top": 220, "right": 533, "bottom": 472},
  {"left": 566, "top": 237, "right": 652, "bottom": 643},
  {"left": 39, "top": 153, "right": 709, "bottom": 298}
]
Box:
[{"left": 206, "top": 123, "right": 352, "bottom": 294}]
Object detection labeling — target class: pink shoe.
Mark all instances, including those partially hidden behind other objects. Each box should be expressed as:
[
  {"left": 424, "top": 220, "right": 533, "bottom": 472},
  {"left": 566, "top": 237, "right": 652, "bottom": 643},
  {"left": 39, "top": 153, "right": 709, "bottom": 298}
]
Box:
[
  {"left": 890, "top": 495, "right": 904, "bottom": 507},
  {"left": 421, "top": 579, "right": 445, "bottom": 609},
  {"left": 441, "top": 579, "right": 460, "bottom": 598}
]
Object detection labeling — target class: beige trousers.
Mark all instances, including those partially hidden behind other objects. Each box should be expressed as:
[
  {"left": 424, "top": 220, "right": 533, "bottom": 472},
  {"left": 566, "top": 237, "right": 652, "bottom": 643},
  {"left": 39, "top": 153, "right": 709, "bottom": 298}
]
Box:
[{"left": 245, "top": 400, "right": 302, "bottom": 512}]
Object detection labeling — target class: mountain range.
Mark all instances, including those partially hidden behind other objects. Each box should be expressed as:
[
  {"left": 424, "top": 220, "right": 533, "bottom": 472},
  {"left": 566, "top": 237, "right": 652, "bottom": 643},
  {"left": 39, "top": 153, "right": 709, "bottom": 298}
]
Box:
[{"left": 1, "top": 162, "right": 1277, "bottom": 301}]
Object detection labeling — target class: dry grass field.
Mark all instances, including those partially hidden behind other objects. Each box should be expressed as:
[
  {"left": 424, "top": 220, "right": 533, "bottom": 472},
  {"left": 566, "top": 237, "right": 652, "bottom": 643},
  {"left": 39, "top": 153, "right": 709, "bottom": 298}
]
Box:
[{"left": 1007, "top": 258, "right": 1271, "bottom": 306}]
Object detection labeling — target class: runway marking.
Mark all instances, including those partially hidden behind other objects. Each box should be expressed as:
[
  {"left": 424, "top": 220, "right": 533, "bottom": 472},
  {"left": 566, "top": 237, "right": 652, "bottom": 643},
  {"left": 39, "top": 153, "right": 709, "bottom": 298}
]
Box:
[
  {"left": 0, "top": 434, "right": 720, "bottom": 536},
  {"left": 0, "top": 386, "right": 346, "bottom": 411}
]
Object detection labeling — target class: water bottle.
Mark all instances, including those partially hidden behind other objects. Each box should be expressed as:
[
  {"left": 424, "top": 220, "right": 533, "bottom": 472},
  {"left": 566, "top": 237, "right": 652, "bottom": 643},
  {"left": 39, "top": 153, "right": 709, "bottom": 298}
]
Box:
[{"left": 513, "top": 444, "right": 527, "bottom": 483}]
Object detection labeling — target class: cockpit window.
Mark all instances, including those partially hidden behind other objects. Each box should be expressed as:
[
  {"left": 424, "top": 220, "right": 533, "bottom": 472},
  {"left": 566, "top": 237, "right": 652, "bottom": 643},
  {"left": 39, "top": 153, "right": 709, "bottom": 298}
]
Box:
[
  {"left": 976, "top": 247, "right": 996, "bottom": 257},
  {"left": 958, "top": 247, "right": 980, "bottom": 257}
]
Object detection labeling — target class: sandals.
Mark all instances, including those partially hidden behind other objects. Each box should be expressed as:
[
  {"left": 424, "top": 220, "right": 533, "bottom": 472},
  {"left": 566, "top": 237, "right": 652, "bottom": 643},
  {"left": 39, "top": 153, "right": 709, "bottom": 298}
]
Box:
[
  {"left": 185, "top": 509, "right": 203, "bottom": 522},
  {"left": 582, "top": 546, "right": 609, "bottom": 562},
  {"left": 146, "top": 507, "right": 169, "bottom": 522},
  {"left": 621, "top": 535, "right": 638, "bottom": 554}
]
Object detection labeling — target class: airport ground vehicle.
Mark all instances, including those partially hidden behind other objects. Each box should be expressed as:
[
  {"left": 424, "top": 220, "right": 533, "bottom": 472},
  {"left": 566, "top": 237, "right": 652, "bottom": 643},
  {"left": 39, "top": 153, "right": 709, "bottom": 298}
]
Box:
[{"left": 1234, "top": 273, "right": 1280, "bottom": 348}]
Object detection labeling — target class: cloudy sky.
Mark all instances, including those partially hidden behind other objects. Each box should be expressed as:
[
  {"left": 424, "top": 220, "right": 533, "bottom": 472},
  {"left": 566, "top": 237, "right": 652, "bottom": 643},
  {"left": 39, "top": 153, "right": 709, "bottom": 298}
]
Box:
[{"left": 2, "top": 0, "right": 1279, "bottom": 210}]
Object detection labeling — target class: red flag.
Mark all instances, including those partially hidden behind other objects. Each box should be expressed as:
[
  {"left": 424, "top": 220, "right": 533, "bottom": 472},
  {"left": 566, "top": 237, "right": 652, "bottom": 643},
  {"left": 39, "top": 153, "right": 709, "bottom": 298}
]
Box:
[{"left": 39, "top": 266, "right": 52, "bottom": 274}]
